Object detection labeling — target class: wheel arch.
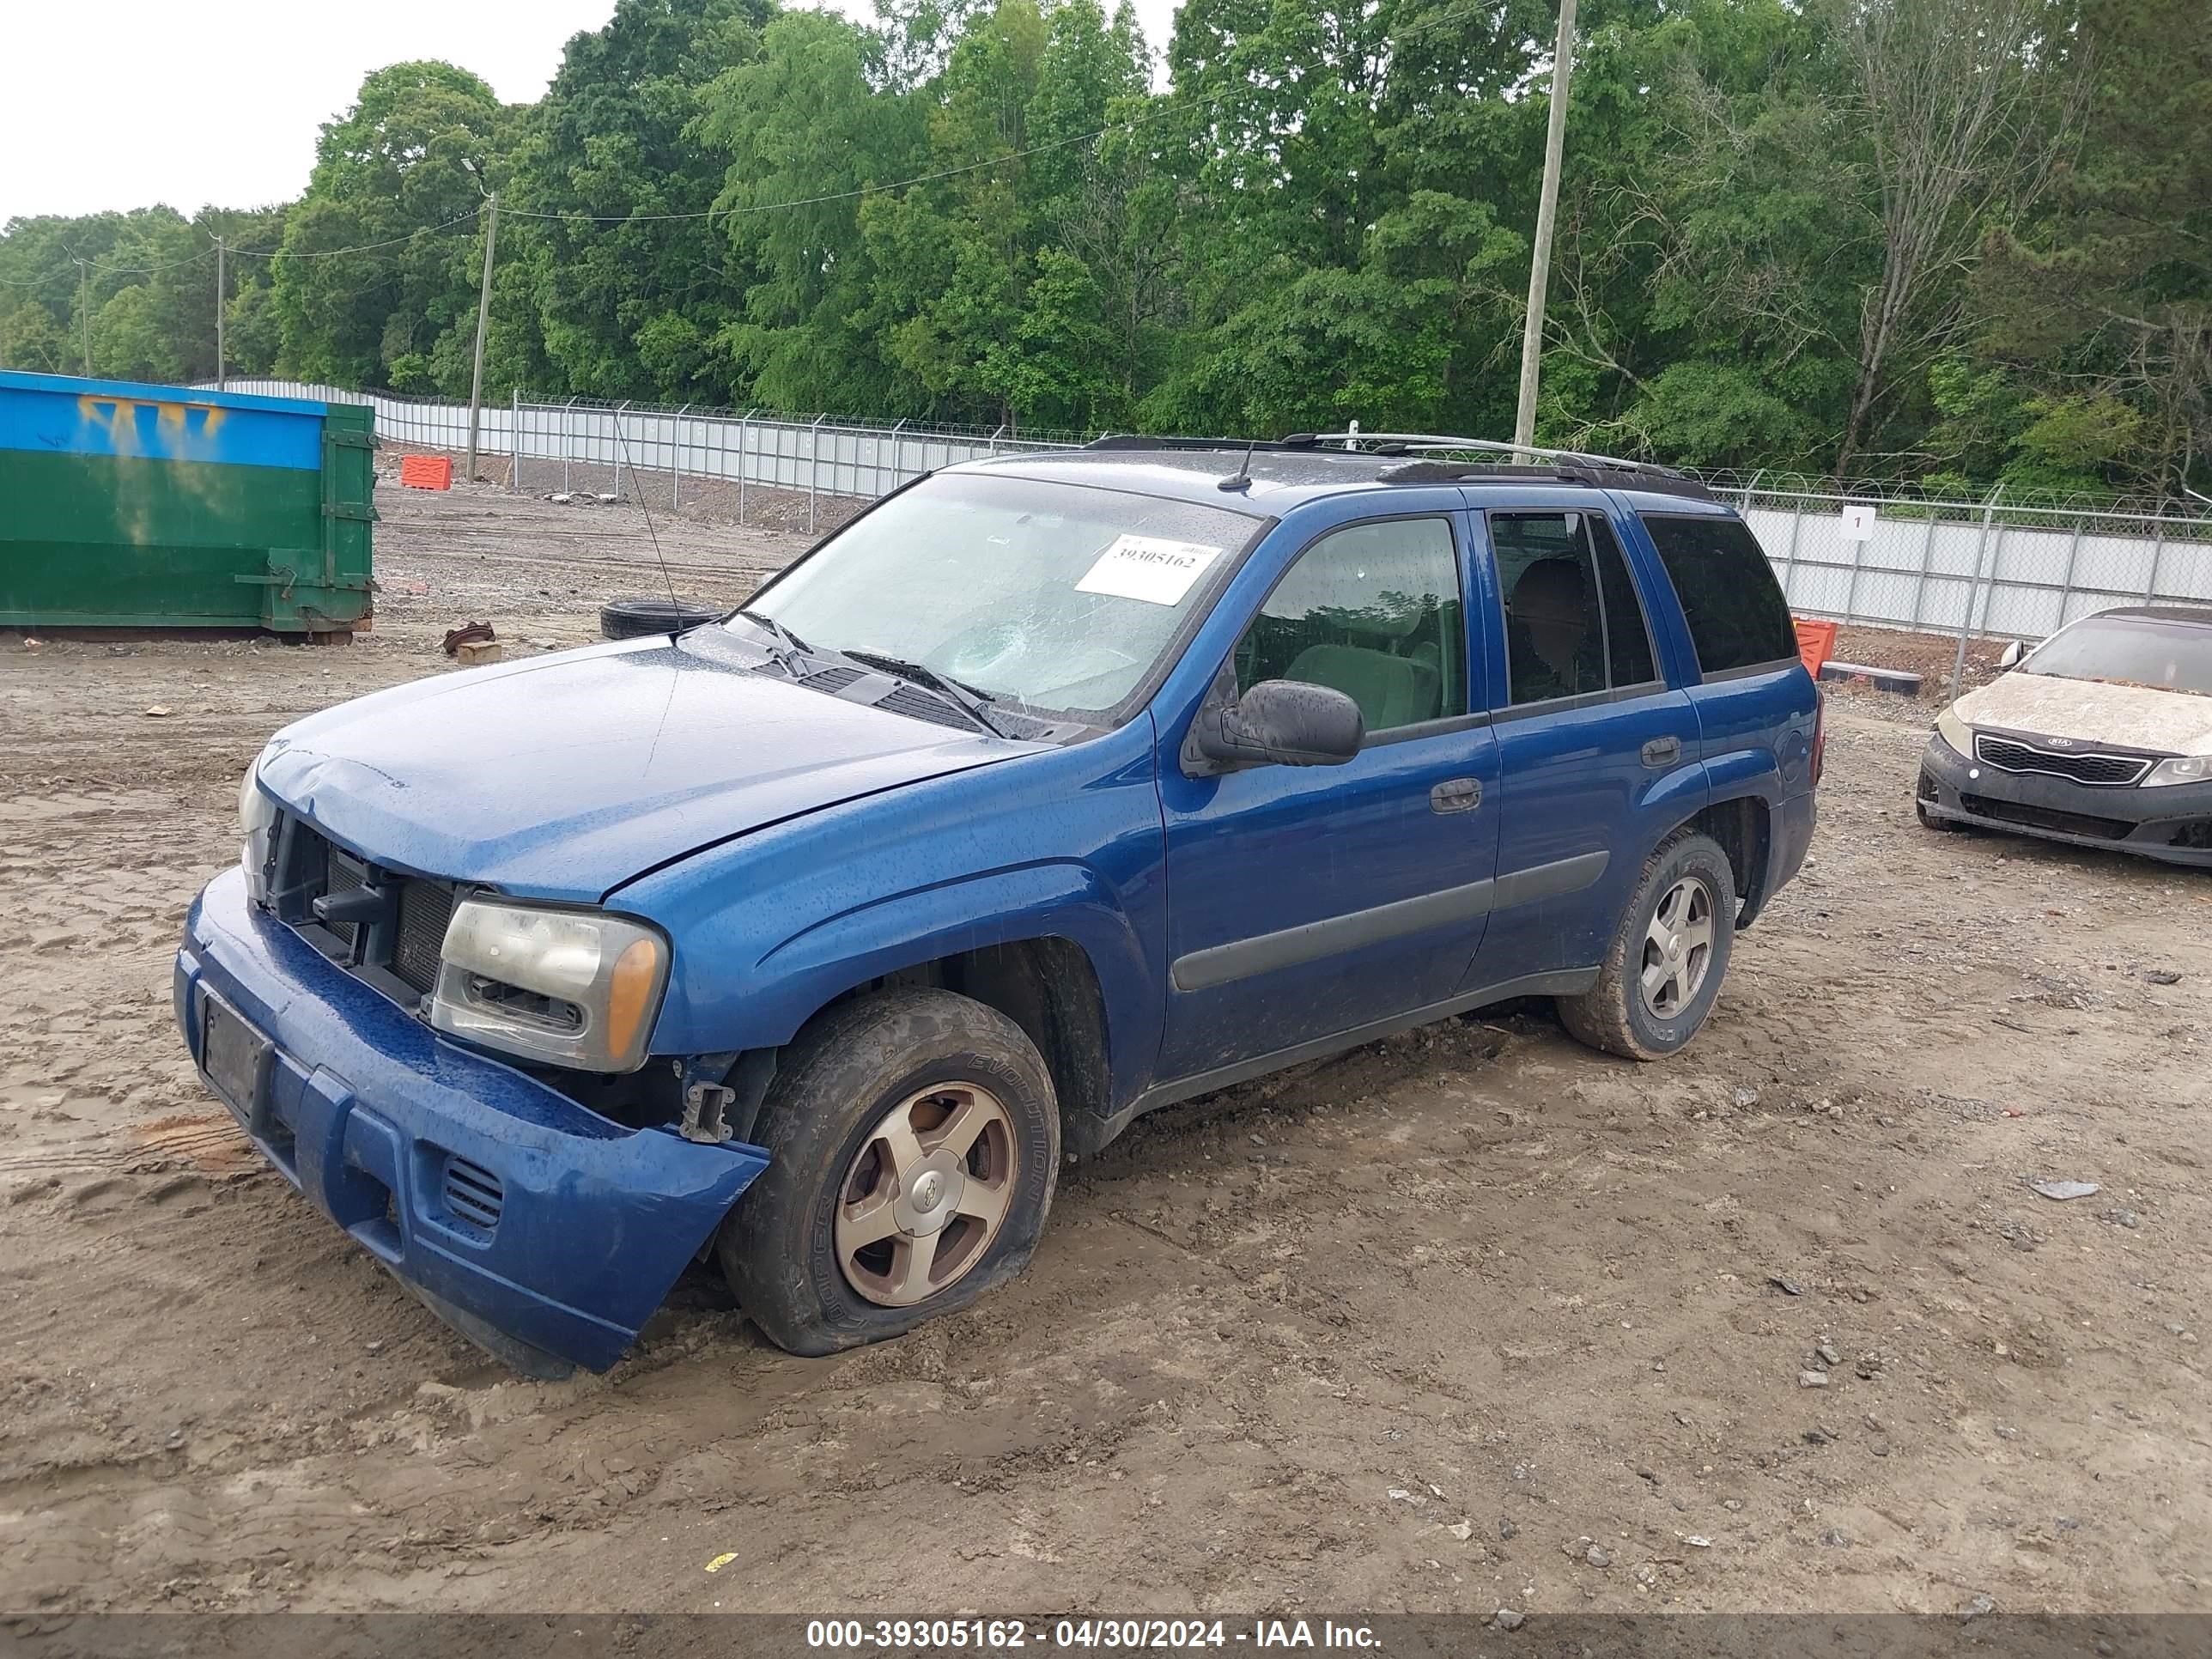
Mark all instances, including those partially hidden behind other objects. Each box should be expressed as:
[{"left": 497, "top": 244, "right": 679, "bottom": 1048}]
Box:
[
  {"left": 725, "top": 860, "right": 1148, "bottom": 1150},
  {"left": 782, "top": 934, "right": 1114, "bottom": 1152},
  {"left": 1680, "top": 792, "right": 1776, "bottom": 927}
]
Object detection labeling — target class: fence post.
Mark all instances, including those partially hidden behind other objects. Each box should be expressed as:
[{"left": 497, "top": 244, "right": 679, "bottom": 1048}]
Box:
[
  {"left": 738, "top": 410, "right": 756, "bottom": 526},
  {"left": 613, "top": 401, "right": 633, "bottom": 502},
  {"left": 1949, "top": 484, "right": 2004, "bottom": 702},
  {"left": 1741, "top": 468, "right": 1765, "bottom": 514},
  {"left": 2141, "top": 516, "right": 2169, "bottom": 605},
  {"left": 988, "top": 423, "right": 1005, "bottom": 459},
  {"left": 1841, "top": 505, "right": 1867, "bottom": 625},
  {"left": 2057, "top": 515, "right": 2087, "bottom": 630},
  {"left": 672, "top": 404, "right": 691, "bottom": 513},
  {"left": 890, "top": 417, "right": 908, "bottom": 495},
  {"left": 1909, "top": 514, "right": 1941, "bottom": 630},
  {"left": 809, "top": 413, "right": 826, "bottom": 535},
  {"left": 1779, "top": 503, "right": 1806, "bottom": 609},
  {"left": 509, "top": 388, "right": 520, "bottom": 495},
  {"left": 563, "top": 397, "right": 578, "bottom": 495}
]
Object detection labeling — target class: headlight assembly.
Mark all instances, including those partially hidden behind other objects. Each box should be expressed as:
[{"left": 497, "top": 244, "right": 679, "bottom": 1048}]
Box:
[
  {"left": 428, "top": 898, "right": 670, "bottom": 1073},
  {"left": 1936, "top": 707, "right": 1973, "bottom": 757},
  {"left": 2142, "top": 754, "right": 2212, "bottom": 788},
  {"left": 239, "top": 749, "right": 278, "bottom": 904}
]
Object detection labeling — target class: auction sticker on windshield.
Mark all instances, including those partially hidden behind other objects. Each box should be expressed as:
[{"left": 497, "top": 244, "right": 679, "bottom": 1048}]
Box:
[{"left": 1074, "top": 535, "right": 1223, "bottom": 605}]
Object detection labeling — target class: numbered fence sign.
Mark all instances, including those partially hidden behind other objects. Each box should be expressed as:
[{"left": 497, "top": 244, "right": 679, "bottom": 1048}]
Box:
[{"left": 1839, "top": 503, "right": 1877, "bottom": 541}]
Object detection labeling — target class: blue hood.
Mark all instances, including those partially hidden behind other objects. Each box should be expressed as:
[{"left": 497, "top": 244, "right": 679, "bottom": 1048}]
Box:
[{"left": 259, "top": 634, "right": 1033, "bottom": 902}]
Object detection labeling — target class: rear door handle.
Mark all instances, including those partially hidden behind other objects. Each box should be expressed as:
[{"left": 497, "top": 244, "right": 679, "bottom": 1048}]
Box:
[
  {"left": 1641, "top": 737, "right": 1682, "bottom": 769},
  {"left": 1430, "top": 778, "right": 1482, "bottom": 813}
]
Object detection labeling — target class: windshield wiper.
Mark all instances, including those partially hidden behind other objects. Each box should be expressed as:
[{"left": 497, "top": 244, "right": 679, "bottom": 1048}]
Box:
[
  {"left": 735, "top": 608, "right": 811, "bottom": 674},
  {"left": 840, "top": 648, "right": 1011, "bottom": 738}
]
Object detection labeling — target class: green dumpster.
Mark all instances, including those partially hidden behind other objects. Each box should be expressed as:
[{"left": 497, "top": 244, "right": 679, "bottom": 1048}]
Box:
[{"left": 0, "top": 369, "right": 376, "bottom": 635}]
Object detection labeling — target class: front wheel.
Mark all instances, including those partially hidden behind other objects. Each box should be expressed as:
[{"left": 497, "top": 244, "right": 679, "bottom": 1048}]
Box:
[
  {"left": 1558, "top": 830, "right": 1736, "bottom": 1060},
  {"left": 720, "top": 988, "right": 1060, "bottom": 1356},
  {"left": 1917, "top": 800, "right": 1966, "bottom": 832}
]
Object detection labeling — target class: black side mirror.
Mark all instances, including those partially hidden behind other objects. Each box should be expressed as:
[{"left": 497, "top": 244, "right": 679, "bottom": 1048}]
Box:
[{"left": 1185, "top": 678, "right": 1365, "bottom": 774}]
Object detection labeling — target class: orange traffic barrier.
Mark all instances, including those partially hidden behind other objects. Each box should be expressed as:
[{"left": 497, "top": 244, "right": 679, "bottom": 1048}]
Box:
[
  {"left": 398, "top": 453, "right": 453, "bottom": 490},
  {"left": 1794, "top": 617, "right": 1838, "bottom": 677}
]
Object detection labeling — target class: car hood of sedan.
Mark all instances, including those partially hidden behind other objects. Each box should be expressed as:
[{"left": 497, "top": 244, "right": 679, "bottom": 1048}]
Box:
[
  {"left": 1957, "top": 671, "right": 2212, "bottom": 757},
  {"left": 256, "top": 633, "right": 1041, "bottom": 902}
]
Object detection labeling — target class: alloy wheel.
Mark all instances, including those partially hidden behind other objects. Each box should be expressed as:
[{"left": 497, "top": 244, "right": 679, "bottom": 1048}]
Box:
[{"left": 833, "top": 1083, "right": 1017, "bottom": 1307}]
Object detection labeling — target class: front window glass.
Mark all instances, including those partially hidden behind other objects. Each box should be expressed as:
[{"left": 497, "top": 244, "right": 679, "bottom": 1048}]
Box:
[
  {"left": 2024, "top": 617, "right": 2212, "bottom": 696},
  {"left": 744, "top": 472, "right": 1262, "bottom": 718},
  {"left": 1232, "top": 517, "right": 1466, "bottom": 734}
]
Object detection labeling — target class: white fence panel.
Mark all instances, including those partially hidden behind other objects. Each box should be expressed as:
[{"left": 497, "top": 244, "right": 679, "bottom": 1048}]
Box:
[{"left": 199, "top": 380, "right": 2211, "bottom": 641}]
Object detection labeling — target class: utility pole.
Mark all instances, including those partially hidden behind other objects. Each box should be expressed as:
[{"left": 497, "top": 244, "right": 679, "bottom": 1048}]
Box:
[
  {"left": 76, "top": 260, "right": 93, "bottom": 375},
  {"left": 215, "top": 236, "right": 227, "bottom": 391},
  {"left": 464, "top": 191, "right": 500, "bottom": 483},
  {"left": 1513, "top": 0, "right": 1577, "bottom": 455}
]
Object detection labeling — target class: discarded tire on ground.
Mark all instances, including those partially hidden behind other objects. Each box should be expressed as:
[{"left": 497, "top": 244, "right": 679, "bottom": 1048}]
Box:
[{"left": 599, "top": 596, "right": 720, "bottom": 640}]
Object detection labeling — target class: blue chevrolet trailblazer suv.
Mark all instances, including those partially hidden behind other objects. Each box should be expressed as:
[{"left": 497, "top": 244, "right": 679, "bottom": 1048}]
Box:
[{"left": 176, "top": 434, "right": 1822, "bottom": 1376}]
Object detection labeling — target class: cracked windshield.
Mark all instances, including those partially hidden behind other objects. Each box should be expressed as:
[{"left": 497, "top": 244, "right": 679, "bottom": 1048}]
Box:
[{"left": 742, "top": 472, "right": 1261, "bottom": 717}]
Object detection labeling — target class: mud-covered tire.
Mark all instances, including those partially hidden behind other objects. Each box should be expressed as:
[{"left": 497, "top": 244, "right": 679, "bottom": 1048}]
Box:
[
  {"left": 599, "top": 595, "right": 719, "bottom": 640},
  {"left": 1558, "top": 830, "right": 1736, "bottom": 1061},
  {"left": 720, "top": 988, "right": 1060, "bottom": 1357}
]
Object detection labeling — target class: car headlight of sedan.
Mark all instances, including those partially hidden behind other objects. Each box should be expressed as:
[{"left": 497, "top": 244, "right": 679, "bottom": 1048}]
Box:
[
  {"left": 428, "top": 898, "right": 670, "bottom": 1073},
  {"left": 2142, "top": 754, "right": 2212, "bottom": 788},
  {"left": 239, "top": 749, "right": 279, "bottom": 904},
  {"left": 1936, "top": 706, "right": 1974, "bottom": 757}
]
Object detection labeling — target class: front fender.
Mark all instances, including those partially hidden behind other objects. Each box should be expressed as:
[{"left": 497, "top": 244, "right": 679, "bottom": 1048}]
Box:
[
  {"left": 619, "top": 719, "right": 1168, "bottom": 1106},
  {"left": 756, "top": 861, "right": 1158, "bottom": 1107}
]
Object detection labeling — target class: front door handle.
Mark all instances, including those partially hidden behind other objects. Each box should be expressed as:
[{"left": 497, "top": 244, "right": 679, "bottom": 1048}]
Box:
[
  {"left": 1430, "top": 777, "right": 1482, "bottom": 813},
  {"left": 1640, "top": 737, "right": 1682, "bottom": 769}
]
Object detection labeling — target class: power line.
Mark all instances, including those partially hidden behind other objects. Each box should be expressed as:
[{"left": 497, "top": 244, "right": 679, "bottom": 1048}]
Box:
[{"left": 222, "top": 210, "right": 486, "bottom": 260}]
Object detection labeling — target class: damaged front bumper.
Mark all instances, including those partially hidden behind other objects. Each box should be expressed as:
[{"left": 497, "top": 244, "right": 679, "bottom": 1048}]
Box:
[
  {"left": 174, "top": 866, "right": 769, "bottom": 1376},
  {"left": 1917, "top": 734, "right": 2212, "bottom": 867}
]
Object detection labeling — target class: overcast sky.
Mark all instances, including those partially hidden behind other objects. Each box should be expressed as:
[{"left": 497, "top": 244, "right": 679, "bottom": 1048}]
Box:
[{"left": 1, "top": 0, "right": 1182, "bottom": 226}]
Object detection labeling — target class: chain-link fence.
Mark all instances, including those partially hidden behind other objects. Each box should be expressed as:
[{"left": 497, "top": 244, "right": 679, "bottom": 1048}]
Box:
[
  {"left": 204, "top": 379, "right": 1074, "bottom": 535},
  {"left": 1733, "top": 480, "right": 2212, "bottom": 641},
  {"left": 201, "top": 380, "right": 2212, "bottom": 638}
]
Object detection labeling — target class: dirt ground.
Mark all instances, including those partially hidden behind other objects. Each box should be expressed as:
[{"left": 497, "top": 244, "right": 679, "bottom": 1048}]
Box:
[{"left": 2, "top": 480, "right": 2209, "bottom": 1620}]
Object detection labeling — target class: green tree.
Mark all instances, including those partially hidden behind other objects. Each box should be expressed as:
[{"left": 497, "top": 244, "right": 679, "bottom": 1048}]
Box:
[
  {"left": 1980, "top": 0, "right": 2211, "bottom": 497},
  {"left": 270, "top": 61, "right": 507, "bottom": 389},
  {"left": 698, "top": 10, "right": 927, "bottom": 412},
  {"left": 515, "top": 0, "right": 769, "bottom": 403}
]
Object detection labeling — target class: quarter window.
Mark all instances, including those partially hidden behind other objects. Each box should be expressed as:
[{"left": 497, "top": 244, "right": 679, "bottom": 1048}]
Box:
[
  {"left": 1642, "top": 514, "right": 1798, "bottom": 674},
  {"left": 1491, "top": 511, "right": 1656, "bottom": 706},
  {"left": 1234, "top": 518, "right": 1466, "bottom": 735}
]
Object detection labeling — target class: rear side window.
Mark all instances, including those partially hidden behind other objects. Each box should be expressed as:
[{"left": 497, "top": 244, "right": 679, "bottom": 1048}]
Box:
[
  {"left": 1643, "top": 515, "right": 1797, "bottom": 675},
  {"left": 1490, "top": 511, "right": 1658, "bottom": 706}
]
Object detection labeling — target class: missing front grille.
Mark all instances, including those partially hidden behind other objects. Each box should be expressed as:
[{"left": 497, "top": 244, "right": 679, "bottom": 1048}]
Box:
[{"left": 392, "top": 880, "right": 455, "bottom": 996}]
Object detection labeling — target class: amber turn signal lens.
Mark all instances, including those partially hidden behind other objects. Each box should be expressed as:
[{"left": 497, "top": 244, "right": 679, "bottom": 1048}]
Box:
[{"left": 604, "top": 937, "right": 663, "bottom": 1061}]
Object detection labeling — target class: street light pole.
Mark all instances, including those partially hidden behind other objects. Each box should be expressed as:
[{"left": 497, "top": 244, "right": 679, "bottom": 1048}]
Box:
[{"left": 1512, "top": 0, "right": 1578, "bottom": 455}]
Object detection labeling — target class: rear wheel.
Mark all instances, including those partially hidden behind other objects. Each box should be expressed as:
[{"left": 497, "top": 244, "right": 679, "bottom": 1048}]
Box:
[
  {"left": 720, "top": 988, "right": 1060, "bottom": 1356},
  {"left": 1559, "top": 830, "right": 1736, "bottom": 1060}
]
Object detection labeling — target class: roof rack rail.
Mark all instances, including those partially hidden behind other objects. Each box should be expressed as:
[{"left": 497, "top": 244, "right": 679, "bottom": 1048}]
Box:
[
  {"left": 1296, "top": 431, "right": 1670, "bottom": 475},
  {"left": 1084, "top": 434, "right": 1278, "bottom": 453}
]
